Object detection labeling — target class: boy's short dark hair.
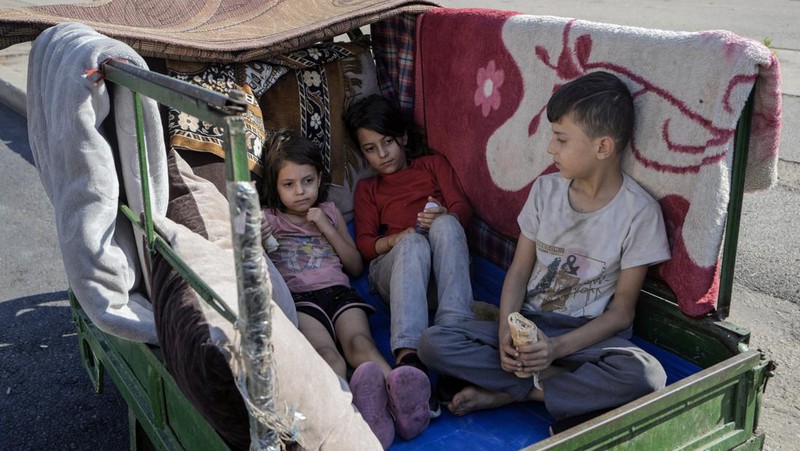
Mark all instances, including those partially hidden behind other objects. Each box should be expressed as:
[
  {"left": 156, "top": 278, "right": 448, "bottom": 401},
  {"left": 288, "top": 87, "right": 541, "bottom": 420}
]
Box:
[
  {"left": 261, "top": 129, "right": 329, "bottom": 211},
  {"left": 546, "top": 71, "right": 634, "bottom": 153}
]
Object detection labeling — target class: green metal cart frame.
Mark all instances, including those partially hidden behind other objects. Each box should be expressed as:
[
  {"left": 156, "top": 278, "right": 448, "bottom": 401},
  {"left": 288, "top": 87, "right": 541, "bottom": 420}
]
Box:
[{"left": 69, "top": 48, "right": 775, "bottom": 451}]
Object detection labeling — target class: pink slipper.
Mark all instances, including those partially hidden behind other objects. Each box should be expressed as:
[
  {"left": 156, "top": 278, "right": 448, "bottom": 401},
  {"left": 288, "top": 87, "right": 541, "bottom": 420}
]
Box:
[
  {"left": 350, "top": 362, "right": 395, "bottom": 449},
  {"left": 386, "top": 366, "right": 431, "bottom": 440}
]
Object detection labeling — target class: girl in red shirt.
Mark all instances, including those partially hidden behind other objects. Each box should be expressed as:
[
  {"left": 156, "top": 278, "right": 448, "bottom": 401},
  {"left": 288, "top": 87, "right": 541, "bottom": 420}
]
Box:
[{"left": 346, "top": 95, "right": 477, "bottom": 431}]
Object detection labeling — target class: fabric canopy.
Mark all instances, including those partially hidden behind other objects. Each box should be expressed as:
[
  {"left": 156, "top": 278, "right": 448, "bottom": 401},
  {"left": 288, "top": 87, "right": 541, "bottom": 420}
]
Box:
[{"left": 0, "top": 0, "right": 435, "bottom": 62}]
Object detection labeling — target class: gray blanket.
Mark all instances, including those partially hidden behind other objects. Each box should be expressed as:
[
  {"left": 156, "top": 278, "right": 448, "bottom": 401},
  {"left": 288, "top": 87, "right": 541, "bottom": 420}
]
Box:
[{"left": 27, "top": 22, "right": 168, "bottom": 344}]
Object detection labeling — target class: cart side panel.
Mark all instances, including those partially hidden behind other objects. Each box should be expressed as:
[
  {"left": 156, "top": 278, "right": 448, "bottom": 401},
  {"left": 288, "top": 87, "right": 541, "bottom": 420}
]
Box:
[
  {"left": 530, "top": 349, "right": 771, "bottom": 450},
  {"left": 70, "top": 291, "right": 228, "bottom": 450}
]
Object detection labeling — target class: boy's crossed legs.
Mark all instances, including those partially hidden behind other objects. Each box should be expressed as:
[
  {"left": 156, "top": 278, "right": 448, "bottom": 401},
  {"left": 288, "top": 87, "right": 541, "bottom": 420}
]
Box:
[{"left": 418, "top": 312, "right": 666, "bottom": 420}]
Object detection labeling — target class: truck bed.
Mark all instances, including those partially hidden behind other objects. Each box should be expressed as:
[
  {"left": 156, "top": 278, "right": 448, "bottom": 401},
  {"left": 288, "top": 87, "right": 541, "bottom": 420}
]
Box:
[{"left": 72, "top": 252, "right": 770, "bottom": 450}]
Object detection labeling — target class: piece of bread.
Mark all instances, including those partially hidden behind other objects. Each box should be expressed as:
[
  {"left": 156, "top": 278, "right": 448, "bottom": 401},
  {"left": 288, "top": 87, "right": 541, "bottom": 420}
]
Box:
[{"left": 507, "top": 312, "right": 541, "bottom": 387}]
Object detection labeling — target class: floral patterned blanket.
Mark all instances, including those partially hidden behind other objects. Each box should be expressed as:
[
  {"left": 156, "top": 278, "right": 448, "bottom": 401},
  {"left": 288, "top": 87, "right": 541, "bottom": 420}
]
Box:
[{"left": 414, "top": 8, "right": 782, "bottom": 317}]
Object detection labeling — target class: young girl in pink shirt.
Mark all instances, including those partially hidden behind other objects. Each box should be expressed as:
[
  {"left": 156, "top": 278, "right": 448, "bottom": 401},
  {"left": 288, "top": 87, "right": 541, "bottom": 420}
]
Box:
[{"left": 261, "top": 130, "right": 430, "bottom": 447}]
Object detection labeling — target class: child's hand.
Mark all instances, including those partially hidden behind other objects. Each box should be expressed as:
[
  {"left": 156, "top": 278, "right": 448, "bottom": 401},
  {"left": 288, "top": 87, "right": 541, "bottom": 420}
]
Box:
[
  {"left": 498, "top": 325, "right": 521, "bottom": 373},
  {"left": 513, "top": 330, "right": 554, "bottom": 374},
  {"left": 379, "top": 228, "right": 416, "bottom": 255},
  {"left": 306, "top": 207, "right": 332, "bottom": 231},
  {"left": 500, "top": 327, "right": 553, "bottom": 374},
  {"left": 416, "top": 196, "right": 448, "bottom": 229},
  {"left": 260, "top": 218, "right": 274, "bottom": 241},
  {"left": 260, "top": 218, "right": 279, "bottom": 252}
]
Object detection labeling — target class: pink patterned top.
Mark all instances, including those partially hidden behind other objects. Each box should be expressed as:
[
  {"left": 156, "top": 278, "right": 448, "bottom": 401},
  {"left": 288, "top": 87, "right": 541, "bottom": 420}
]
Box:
[{"left": 263, "top": 201, "right": 350, "bottom": 293}]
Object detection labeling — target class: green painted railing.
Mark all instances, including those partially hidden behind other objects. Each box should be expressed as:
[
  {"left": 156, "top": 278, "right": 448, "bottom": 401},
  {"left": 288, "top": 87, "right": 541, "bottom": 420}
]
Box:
[{"left": 102, "top": 58, "right": 281, "bottom": 449}]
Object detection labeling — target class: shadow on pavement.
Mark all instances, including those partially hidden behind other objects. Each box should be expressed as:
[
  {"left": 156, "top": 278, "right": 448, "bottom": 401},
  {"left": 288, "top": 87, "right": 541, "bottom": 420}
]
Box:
[
  {"left": 0, "top": 290, "right": 127, "bottom": 450},
  {"left": 0, "top": 102, "right": 33, "bottom": 165}
]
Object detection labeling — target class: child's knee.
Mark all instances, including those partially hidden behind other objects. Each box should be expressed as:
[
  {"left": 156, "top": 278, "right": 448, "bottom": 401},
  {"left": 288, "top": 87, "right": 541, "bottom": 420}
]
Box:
[
  {"left": 429, "top": 213, "right": 461, "bottom": 235},
  {"left": 342, "top": 331, "right": 377, "bottom": 356},
  {"left": 317, "top": 345, "right": 345, "bottom": 368},
  {"left": 641, "top": 360, "right": 667, "bottom": 393},
  {"left": 621, "top": 353, "right": 667, "bottom": 396},
  {"left": 428, "top": 216, "right": 467, "bottom": 248},
  {"left": 396, "top": 231, "right": 430, "bottom": 256}
]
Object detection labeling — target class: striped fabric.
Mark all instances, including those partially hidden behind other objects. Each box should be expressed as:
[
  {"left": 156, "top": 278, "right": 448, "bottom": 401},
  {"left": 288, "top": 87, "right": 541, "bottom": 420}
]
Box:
[{"left": 468, "top": 216, "right": 516, "bottom": 272}]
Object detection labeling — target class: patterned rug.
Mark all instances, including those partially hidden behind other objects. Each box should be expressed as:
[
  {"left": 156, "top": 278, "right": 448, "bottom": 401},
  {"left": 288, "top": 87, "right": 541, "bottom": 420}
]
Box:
[
  {"left": 166, "top": 42, "right": 363, "bottom": 183},
  {"left": 0, "top": 0, "right": 434, "bottom": 62}
]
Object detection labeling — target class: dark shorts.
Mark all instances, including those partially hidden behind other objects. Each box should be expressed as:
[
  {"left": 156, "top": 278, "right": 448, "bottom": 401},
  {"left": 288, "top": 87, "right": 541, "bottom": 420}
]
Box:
[{"left": 293, "top": 285, "right": 375, "bottom": 342}]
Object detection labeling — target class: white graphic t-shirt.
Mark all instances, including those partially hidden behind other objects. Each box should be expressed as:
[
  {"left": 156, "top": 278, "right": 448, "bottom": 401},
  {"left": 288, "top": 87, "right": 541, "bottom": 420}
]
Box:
[{"left": 518, "top": 173, "right": 670, "bottom": 318}]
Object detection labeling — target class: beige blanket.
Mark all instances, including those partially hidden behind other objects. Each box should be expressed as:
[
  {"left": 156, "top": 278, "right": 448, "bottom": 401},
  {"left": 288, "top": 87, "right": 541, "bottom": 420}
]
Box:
[{"left": 0, "top": 0, "right": 435, "bottom": 62}]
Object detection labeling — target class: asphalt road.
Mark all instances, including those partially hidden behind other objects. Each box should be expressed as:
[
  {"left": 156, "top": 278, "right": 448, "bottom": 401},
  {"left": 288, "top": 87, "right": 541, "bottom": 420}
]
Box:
[
  {"left": 0, "top": 103, "right": 127, "bottom": 449},
  {"left": 736, "top": 172, "right": 800, "bottom": 304}
]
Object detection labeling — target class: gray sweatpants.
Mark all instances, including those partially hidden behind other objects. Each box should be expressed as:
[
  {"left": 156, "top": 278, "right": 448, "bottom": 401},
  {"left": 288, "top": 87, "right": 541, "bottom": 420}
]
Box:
[{"left": 418, "top": 311, "right": 667, "bottom": 420}]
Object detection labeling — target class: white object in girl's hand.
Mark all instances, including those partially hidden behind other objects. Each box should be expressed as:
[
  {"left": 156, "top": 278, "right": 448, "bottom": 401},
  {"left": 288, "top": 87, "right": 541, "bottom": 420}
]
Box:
[
  {"left": 415, "top": 201, "right": 440, "bottom": 235},
  {"left": 263, "top": 235, "right": 279, "bottom": 253}
]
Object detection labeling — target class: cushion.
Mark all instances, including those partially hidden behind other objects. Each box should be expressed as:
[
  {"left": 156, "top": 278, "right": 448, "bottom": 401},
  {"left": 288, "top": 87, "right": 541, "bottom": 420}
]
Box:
[
  {"left": 151, "top": 149, "right": 249, "bottom": 448},
  {"left": 27, "top": 22, "right": 168, "bottom": 344},
  {"left": 151, "top": 252, "right": 249, "bottom": 449},
  {"left": 166, "top": 60, "right": 289, "bottom": 194}
]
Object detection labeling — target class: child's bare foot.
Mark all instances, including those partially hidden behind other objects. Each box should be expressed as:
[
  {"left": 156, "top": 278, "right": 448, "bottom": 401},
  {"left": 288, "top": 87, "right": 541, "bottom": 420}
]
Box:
[{"left": 447, "top": 386, "right": 514, "bottom": 416}]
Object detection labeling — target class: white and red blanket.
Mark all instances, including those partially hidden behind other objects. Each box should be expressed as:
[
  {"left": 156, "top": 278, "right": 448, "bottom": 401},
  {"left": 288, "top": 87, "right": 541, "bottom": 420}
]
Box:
[{"left": 415, "top": 8, "right": 781, "bottom": 317}]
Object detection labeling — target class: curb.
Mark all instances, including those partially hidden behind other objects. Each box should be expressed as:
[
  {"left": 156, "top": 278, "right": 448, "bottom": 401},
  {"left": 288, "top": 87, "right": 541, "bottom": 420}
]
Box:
[
  {"left": 0, "top": 41, "right": 29, "bottom": 118},
  {"left": 0, "top": 65, "right": 26, "bottom": 118}
]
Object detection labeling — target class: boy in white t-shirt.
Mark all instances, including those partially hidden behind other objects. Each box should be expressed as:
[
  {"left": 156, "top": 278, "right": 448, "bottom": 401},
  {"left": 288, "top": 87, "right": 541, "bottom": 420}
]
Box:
[{"left": 418, "top": 71, "right": 671, "bottom": 433}]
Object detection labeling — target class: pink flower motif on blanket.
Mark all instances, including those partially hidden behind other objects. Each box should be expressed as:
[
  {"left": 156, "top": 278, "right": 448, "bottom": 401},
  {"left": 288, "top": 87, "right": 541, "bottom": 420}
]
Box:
[
  {"left": 530, "top": 20, "right": 752, "bottom": 174},
  {"left": 474, "top": 60, "right": 505, "bottom": 117}
]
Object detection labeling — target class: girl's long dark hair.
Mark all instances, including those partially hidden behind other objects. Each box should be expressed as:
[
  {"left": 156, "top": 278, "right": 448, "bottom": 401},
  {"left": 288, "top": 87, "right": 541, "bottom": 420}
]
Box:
[
  {"left": 344, "top": 94, "right": 431, "bottom": 160},
  {"left": 261, "top": 129, "right": 329, "bottom": 212}
]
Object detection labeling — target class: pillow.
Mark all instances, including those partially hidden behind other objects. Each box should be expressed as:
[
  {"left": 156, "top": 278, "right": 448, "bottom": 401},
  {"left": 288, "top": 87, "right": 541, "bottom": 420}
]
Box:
[
  {"left": 152, "top": 149, "right": 383, "bottom": 450},
  {"left": 259, "top": 41, "right": 379, "bottom": 221},
  {"left": 152, "top": 149, "right": 248, "bottom": 449},
  {"left": 151, "top": 251, "right": 249, "bottom": 449}
]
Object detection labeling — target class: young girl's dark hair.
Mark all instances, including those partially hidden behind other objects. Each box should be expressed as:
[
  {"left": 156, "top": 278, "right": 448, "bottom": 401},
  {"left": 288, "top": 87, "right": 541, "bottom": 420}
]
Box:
[
  {"left": 344, "top": 94, "right": 431, "bottom": 160},
  {"left": 261, "top": 129, "right": 329, "bottom": 211}
]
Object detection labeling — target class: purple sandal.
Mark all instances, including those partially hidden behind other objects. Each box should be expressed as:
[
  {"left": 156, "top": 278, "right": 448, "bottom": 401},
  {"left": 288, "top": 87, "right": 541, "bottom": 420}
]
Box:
[
  {"left": 350, "top": 362, "right": 395, "bottom": 449},
  {"left": 386, "top": 365, "right": 431, "bottom": 440}
]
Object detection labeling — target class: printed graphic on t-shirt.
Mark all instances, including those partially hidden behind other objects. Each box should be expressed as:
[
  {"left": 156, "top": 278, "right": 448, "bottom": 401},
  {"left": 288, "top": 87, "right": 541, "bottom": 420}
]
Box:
[
  {"left": 277, "top": 234, "right": 337, "bottom": 273},
  {"left": 527, "top": 241, "right": 608, "bottom": 314}
]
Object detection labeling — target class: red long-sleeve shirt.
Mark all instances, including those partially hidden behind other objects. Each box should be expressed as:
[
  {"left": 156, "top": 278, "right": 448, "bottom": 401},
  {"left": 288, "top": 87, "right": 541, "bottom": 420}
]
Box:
[{"left": 354, "top": 154, "right": 473, "bottom": 261}]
